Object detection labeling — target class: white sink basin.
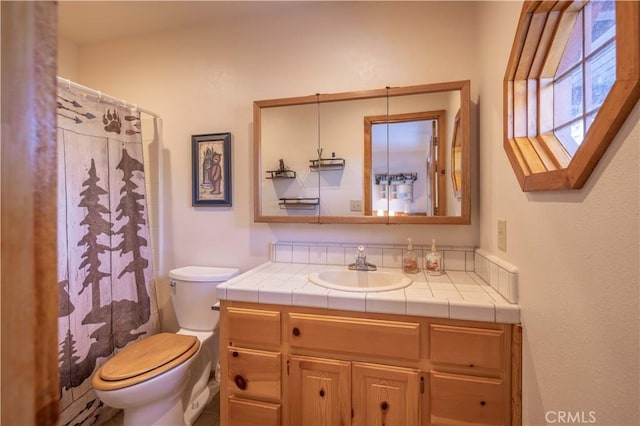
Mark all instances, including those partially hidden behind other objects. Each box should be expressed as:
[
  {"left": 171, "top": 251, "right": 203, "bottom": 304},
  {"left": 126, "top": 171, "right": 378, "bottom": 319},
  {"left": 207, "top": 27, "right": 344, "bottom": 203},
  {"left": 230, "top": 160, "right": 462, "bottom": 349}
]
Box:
[{"left": 308, "top": 269, "right": 412, "bottom": 292}]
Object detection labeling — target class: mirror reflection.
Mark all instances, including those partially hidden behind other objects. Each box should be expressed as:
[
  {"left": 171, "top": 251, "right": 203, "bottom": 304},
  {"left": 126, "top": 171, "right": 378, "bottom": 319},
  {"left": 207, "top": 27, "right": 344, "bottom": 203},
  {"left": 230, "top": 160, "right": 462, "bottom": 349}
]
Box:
[{"left": 254, "top": 80, "right": 470, "bottom": 224}]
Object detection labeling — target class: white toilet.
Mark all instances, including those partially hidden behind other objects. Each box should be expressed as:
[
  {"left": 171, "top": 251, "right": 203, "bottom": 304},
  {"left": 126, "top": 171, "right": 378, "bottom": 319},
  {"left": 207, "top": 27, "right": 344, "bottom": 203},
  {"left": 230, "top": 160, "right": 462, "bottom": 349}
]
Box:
[{"left": 92, "top": 266, "right": 239, "bottom": 426}]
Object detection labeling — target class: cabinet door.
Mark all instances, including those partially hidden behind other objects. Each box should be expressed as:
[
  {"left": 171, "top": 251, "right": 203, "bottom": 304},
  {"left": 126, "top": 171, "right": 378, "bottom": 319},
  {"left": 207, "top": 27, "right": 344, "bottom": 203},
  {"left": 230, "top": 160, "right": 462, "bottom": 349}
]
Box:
[
  {"left": 289, "top": 355, "right": 351, "bottom": 426},
  {"left": 430, "top": 371, "right": 505, "bottom": 425},
  {"left": 228, "top": 397, "right": 281, "bottom": 426},
  {"left": 352, "top": 362, "right": 420, "bottom": 426}
]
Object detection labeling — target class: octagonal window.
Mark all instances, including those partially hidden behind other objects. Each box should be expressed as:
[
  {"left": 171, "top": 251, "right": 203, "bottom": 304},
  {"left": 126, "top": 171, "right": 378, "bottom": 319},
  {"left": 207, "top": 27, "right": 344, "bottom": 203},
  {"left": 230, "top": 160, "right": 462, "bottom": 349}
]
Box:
[
  {"left": 503, "top": 0, "right": 639, "bottom": 191},
  {"left": 553, "top": 1, "right": 616, "bottom": 156}
]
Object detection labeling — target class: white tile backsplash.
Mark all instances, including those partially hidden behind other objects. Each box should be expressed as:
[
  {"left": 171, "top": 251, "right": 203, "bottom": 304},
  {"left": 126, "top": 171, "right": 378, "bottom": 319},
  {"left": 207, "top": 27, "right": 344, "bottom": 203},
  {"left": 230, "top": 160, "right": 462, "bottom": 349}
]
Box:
[
  {"left": 444, "top": 250, "right": 466, "bottom": 271},
  {"left": 475, "top": 248, "right": 519, "bottom": 303},
  {"left": 267, "top": 242, "right": 520, "bottom": 311},
  {"left": 292, "top": 245, "right": 310, "bottom": 263},
  {"left": 465, "top": 251, "right": 475, "bottom": 272},
  {"left": 274, "top": 243, "right": 293, "bottom": 263},
  {"left": 367, "top": 247, "right": 384, "bottom": 267},
  {"left": 273, "top": 243, "right": 475, "bottom": 269},
  {"left": 309, "top": 246, "right": 328, "bottom": 264},
  {"left": 327, "top": 246, "right": 346, "bottom": 265},
  {"left": 382, "top": 252, "right": 402, "bottom": 268}
]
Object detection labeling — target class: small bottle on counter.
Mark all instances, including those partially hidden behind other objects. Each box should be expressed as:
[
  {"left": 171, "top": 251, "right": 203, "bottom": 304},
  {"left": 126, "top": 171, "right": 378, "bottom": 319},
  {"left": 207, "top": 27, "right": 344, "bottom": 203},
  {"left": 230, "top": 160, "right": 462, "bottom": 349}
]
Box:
[
  {"left": 403, "top": 238, "right": 420, "bottom": 274},
  {"left": 425, "top": 239, "right": 442, "bottom": 276}
]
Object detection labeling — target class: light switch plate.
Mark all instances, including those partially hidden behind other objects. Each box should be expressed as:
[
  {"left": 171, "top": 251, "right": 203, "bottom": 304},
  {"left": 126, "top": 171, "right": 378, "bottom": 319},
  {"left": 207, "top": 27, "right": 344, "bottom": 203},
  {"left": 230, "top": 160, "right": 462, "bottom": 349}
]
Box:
[
  {"left": 350, "top": 200, "right": 363, "bottom": 212},
  {"left": 497, "top": 219, "right": 507, "bottom": 251}
]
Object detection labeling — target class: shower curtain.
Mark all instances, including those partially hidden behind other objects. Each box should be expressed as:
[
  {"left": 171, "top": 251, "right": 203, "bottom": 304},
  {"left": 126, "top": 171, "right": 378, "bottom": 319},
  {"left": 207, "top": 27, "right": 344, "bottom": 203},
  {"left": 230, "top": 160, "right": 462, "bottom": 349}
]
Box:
[{"left": 56, "top": 84, "right": 160, "bottom": 425}]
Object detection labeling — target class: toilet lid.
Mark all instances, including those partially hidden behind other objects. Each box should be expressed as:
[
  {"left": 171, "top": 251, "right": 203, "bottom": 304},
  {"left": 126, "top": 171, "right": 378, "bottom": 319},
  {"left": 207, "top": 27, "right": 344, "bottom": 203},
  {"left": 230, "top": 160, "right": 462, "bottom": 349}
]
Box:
[{"left": 99, "top": 333, "right": 199, "bottom": 381}]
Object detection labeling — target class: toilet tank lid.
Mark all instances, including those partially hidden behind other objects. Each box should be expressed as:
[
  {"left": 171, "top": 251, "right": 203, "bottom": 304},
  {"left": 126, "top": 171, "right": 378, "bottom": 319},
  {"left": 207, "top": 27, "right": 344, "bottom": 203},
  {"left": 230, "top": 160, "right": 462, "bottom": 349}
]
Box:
[{"left": 169, "top": 266, "right": 239, "bottom": 282}]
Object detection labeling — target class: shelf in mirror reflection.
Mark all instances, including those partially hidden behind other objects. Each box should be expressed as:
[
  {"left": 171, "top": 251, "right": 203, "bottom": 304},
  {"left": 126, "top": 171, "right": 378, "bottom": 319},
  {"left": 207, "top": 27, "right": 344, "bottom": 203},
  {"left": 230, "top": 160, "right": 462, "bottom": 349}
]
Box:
[{"left": 278, "top": 197, "right": 319, "bottom": 209}]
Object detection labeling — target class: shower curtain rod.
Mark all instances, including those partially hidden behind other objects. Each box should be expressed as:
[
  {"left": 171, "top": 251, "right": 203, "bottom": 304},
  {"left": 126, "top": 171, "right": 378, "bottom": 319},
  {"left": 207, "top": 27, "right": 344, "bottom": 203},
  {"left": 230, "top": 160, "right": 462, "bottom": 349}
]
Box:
[{"left": 56, "top": 76, "right": 161, "bottom": 118}]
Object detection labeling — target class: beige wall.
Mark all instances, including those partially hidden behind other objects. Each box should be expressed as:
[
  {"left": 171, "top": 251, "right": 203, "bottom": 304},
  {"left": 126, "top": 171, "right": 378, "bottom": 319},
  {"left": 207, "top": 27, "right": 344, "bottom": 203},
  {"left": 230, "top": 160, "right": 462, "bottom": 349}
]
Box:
[
  {"left": 58, "top": 1, "right": 639, "bottom": 424},
  {"left": 476, "top": 2, "right": 639, "bottom": 425},
  {"left": 57, "top": 37, "right": 78, "bottom": 80},
  {"left": 58, "top": 1, "right": 481, "bottom": 276}
]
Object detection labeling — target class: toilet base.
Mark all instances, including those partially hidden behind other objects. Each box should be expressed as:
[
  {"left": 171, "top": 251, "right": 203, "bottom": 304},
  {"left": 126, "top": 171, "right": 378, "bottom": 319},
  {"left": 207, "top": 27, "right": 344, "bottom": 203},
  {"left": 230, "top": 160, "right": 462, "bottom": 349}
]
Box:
[
  {"left": 184, "top": 378, "right": 220, "bottom": 426},
  {"left": 123, "top": 394, "right": 185, "bottom": 426}
]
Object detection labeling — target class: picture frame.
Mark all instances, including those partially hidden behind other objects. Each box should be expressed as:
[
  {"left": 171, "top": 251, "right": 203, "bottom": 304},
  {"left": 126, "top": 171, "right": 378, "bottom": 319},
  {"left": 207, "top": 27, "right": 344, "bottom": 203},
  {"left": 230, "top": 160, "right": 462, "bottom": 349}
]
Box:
[{"left": 192, "top": 132, "right": 232, "bottom": 206}]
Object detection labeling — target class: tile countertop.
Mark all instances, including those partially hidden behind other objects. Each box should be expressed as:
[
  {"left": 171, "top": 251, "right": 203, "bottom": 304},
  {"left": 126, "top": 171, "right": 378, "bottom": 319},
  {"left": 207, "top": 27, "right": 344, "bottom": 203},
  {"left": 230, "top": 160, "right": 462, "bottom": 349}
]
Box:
[{"left": 216, "top": 262, "right": 520, "bottom": 324}]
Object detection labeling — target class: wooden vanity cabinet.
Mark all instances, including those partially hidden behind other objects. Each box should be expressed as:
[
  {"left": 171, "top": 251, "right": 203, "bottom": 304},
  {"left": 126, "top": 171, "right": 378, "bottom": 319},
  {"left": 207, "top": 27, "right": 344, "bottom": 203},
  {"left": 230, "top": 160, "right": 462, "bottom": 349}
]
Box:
[
  {"left": 220, "top": 306, "right": 283, "bottom": 426},
  {"left": 429, "top": 323, "right": 511, "bottom": 425},
  {"left": 288, "top": 355, "right": 420, "bottom": 426},
  {"left": 352, "top": 361, "right": 421, "bottom": 426},
  {"left": 219, "top": 301, "right": 521, "bottom": 426},
  {"left": 289, "top": 355, "right": 351, "bottom": 426}
]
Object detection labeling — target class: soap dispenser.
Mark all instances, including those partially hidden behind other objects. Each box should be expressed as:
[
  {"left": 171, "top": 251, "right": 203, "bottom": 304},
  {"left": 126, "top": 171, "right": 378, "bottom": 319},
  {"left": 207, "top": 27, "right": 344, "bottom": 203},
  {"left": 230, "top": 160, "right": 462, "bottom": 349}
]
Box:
[
  {"left": 403, "top": 238, "right": 419, "bottom": 274},
  {"left": 425, "top": 239, "right": 442, "bottom": 276}
]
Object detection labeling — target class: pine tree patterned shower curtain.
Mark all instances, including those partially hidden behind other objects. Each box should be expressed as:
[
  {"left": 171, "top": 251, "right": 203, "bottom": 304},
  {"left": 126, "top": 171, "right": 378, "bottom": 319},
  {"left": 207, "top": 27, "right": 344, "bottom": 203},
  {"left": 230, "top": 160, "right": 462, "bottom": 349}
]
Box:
[{"left": 56, "top": 84, "right": 160, "bottom": 425}]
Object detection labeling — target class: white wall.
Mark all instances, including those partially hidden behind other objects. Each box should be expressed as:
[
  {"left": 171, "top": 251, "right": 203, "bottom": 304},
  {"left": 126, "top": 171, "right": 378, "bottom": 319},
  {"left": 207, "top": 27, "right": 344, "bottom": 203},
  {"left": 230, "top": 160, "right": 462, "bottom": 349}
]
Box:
[
  {"left": 477, "top": 2, "right": 639, "bottom": 425},
  {"left": 59, "top": 1, "right": 481, "bottom": 275}
]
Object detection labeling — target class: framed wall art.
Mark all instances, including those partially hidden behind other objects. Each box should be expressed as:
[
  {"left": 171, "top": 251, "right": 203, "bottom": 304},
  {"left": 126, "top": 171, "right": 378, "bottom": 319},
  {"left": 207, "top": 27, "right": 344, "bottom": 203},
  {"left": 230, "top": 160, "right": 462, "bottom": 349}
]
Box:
[{"left": 192, "top": 132, "right": 232, "bottom": 206}]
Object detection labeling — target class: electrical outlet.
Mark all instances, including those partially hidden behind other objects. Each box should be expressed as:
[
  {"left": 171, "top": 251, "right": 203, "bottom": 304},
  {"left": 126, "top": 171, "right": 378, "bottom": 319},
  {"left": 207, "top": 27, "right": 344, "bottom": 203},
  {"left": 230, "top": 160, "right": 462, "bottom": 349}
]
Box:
[
  {"left": 350, "top": 200, "right": 363, "bottom": 212},
  {"left": 497, "top": 219, "right": 507, "bottom": 251}
]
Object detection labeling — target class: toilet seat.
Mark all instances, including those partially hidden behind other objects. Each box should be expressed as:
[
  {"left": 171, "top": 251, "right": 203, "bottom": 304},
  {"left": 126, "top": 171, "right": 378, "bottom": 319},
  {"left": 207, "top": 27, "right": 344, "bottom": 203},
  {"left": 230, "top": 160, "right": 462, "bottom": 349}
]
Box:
[{"left": 92, "top": 333, "right": 200, "bottom": 391}]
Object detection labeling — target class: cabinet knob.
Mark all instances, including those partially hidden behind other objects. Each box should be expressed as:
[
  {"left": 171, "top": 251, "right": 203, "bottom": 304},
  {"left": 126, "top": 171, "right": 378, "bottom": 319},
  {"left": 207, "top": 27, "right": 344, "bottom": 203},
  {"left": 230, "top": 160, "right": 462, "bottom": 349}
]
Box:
[
  {"left": 319, "top": 389, "right": 325, "bottom": 397},
  {"left": 234, "top": 374, "right": 247, "bottom": 390},
  {"left": 232, "top": 351, "right": 239, "bottom": 357},
  {"left": 480, "top": 400, "right": 486, "bottom": 406},
  {"left": 292, "top": 327, "right": 301, "bottom": 337},
  {"left": 380, "top": 401, "right": 389, "bottom": 412}
]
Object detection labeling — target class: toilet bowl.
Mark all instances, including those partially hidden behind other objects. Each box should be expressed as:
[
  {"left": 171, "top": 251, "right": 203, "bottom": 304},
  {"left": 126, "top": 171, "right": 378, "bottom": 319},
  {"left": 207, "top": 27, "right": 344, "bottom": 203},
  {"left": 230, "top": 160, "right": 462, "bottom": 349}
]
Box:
[{"left": 92, "top": 266, "right": 239, "bottom": 426}]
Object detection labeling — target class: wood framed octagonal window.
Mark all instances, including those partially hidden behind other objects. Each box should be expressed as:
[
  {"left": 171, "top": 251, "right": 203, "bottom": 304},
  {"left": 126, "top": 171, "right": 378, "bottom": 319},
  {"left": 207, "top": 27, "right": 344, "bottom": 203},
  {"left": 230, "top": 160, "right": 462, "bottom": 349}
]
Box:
[{"left": 504, "top": 0, "right": 639, "bottom": 191}]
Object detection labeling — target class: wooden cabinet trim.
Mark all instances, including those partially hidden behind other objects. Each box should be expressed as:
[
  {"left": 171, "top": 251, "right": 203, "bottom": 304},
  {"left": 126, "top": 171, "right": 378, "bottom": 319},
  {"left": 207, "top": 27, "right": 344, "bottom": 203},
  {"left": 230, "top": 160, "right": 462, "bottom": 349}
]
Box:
[
  {"left": 228, "top": 397, "right": 281, "bottom": 426},
  {"left": 220, "top": 300, "right": 518, "bottom": 426},
  {"left": 289, "top": 355, "right": 352, "bottom": 426},
  {"left": 352, "top": 362, "right": 421, "bottom": 426},
  {"left": 226, "top": 346, "right": 281, "bottom": 400},
  {"left": 288, "top": 312, "right": 421, "bottom": 360},
  {"left": 430, "top": 323, "right": 505, "bottom": 371},
  {"left": 430, "top": 370, "right": 505, "bottom": 426},
  {"left": 226, "top": 306, "right": 281, "bottom": 348}
]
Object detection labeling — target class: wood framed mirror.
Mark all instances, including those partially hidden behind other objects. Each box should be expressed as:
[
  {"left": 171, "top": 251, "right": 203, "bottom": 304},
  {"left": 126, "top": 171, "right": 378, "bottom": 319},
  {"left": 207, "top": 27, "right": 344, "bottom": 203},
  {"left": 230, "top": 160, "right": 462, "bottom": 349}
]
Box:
[
  {"left": 451, "top": 110, "right": 462, "bottom": 200},
  {"left": 253, "top": 80, "right": 471, "bottom": 224}
]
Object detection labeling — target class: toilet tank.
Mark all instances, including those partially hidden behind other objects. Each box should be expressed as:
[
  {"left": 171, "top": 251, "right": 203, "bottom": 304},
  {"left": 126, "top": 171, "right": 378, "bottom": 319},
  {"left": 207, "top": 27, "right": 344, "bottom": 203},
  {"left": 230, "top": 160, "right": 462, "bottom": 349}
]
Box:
[{"left": 168, "top": 266, "right": 239, "bottom": 331}]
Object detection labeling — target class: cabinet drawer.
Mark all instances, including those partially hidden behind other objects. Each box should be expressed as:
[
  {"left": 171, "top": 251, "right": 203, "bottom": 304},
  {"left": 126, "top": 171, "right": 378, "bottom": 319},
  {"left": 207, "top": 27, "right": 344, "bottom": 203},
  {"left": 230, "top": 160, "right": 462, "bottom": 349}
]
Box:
[
  {"left": 226, "top": 347, "right": 281, "bottom": 400},
  {"left": 430, "top": 371, "right": 505, "bottom": 425},
  {"left": 226, "top": 306, "right": 281, "bottom": 347},
  {"left": 430, "top": 324, "right": 504, "bottom": 370},
  {"left": 228, "top": 397, "right": 281, "bottom": 426},
  {"left": 288, "top": 312, "right": 420, "bottom": 360}
]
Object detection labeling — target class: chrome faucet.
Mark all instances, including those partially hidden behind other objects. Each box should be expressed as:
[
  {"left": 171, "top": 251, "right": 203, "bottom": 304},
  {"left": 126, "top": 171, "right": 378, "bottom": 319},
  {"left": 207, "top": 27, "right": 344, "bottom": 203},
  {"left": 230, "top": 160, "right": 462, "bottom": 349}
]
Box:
[{"left": 348, "top": 245, "right": 377, "bottom": 271}]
